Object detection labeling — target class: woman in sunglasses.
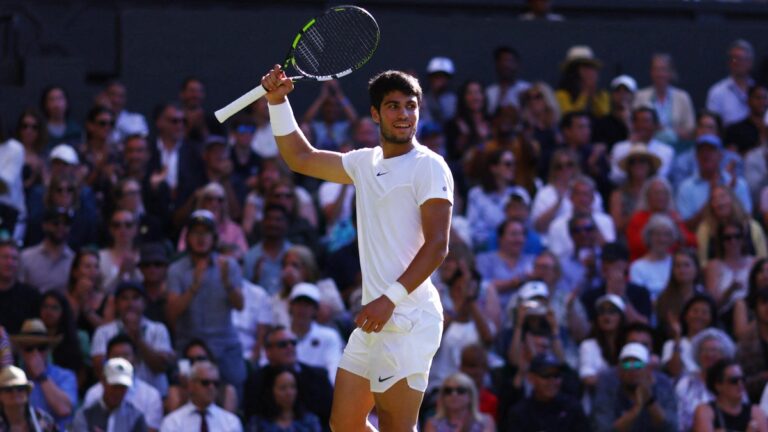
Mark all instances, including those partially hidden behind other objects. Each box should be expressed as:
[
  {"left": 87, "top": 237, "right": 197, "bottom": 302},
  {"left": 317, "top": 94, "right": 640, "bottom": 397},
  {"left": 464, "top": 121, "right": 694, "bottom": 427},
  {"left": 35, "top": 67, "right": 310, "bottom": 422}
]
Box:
[
  {"left": 692, "top": 358, "right": 767, "bottom": 432},
  {"left": 424, "top": 372, "right": 495, "bottom": 432},
  {"left": 14, "top": 108, "right": 48, "bottom": 192},
  {"left": 0, "top": 366, "right": 57, "bottom": 432},
  {"left": 99, "top": 209, "right": 142, "bottom": 294},
  {"left": 165, "top": 338, "right": 238, "bottom": 414}
]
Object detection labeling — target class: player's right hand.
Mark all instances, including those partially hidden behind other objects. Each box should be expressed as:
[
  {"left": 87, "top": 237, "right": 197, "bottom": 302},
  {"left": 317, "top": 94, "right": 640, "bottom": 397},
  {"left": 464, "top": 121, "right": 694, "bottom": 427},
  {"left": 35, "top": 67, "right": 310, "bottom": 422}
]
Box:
[
  {"left": 262, "top": 64, "right": 294, "bottom": 105},
  {"left": 355, "top": 295, "right": 395, "bottom": 333}
]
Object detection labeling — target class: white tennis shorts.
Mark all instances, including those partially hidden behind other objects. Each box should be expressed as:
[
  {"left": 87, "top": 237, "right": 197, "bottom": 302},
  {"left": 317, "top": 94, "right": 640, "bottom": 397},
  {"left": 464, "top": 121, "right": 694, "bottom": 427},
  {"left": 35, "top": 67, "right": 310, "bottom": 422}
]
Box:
[{"left": 339, "top": 305, "right": 443, "bottom": 393}]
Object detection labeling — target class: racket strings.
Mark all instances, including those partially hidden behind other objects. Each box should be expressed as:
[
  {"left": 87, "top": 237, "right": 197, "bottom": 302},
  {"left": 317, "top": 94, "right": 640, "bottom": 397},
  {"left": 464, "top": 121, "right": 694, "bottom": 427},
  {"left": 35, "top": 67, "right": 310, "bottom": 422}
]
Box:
[{"left": 293, "top": 7, "right": 379, "bottom": 78}]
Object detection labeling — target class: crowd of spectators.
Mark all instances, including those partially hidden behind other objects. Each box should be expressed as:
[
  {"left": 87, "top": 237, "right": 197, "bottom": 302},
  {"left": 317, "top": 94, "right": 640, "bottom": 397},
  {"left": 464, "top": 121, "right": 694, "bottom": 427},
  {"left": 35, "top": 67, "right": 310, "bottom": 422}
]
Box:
[{"left": 2, "top": 31, "right": 768, "bottom": 431}]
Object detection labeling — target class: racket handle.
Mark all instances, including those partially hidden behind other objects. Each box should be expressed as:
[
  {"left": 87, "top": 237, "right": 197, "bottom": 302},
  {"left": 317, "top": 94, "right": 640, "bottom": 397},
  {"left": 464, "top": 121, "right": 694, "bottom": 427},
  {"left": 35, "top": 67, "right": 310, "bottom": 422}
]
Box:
[{"left": 214, "top": 84, "right": 268, "bottom": 123}]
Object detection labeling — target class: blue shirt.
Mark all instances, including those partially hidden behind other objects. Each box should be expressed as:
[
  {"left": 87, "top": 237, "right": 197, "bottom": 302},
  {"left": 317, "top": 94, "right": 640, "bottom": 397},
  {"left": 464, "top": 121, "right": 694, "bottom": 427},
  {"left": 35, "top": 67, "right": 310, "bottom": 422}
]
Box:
[
  {"left": 29, "top": 363, "right": 78, "bottom": 430},
  {"left": 242, "top": 241, "right": 292, "bottom": 295},
  {"left": 675, "top": 171, "right": 752, "bottom": 220},
  {"left": 167, "top": 253, "right": 242, "bottom": 354}
]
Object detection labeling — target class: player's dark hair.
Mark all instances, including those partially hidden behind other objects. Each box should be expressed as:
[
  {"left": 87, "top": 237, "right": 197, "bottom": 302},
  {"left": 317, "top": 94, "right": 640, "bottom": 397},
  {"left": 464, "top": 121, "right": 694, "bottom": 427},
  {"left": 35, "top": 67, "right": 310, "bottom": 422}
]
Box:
[{"left": 368, "top": 70, "right": 422, "bottom": 112}]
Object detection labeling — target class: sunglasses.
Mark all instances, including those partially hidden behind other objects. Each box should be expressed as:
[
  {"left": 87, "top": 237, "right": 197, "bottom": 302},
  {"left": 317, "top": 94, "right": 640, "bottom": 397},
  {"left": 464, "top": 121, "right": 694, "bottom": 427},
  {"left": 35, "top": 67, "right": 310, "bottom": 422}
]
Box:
[
  {"left": 554, "top": 161, "right": 575, "bottom": 170},
  {"left": 21, "top": 122, "right": 39, "bottom": 131},
  {"left": 54, "top": 187, "right": 75, "bottom": 194},
  {"left": 111, "top": 221, "right": 135, "bottom": 229},
  {"left": 203, "top": 196, "right": 225, "bottom": 203},
  {"left": 500, "top": 159, "right": 515, "bottom": 167},
  {"left": 571, "top": 224, "right": 595, "bottom": 234},
  {"left": 441, "top": 386, "right": 469, "bottom": 396},
  {"left": 528, "top": 93, "right": 544, "bottom": 100},
  {"left": 0, "top": 386, "right": 28, "bottom": 394},
  {"left": 269, "top": 339, "right": 298, "bottom": 349},
  {"left": 95, "top": 119, "right": 115, "bottom": 128},
  {"left": 140, "top": 261, "right": 167, "bottom": 268},
  {"left": 196, "top": 379, "right": 219, "bottom": 387},
  {"left": 272, "top": 193, "right": 293, "bottom": 199},
  {"left": 596, "top": 306, "right": 620, "bottom": 316},
  {"left": 47, "top": 219, "right": 72, "bottom": 227},
  {"left": 620, "top": 360, "right": 646, "bottom": 370},
  {"left": 536, "top": 372, "right": 562, "bottom": 380},
  {"left": 725, "top": 375, "right": 745, "bottom": 385},
  {"left": 723, "top": 233, "right": 743, "bottom": 241},
  {"left": 167, "top": 117, "right": 185, "bottom": 125},
  {"left": 23, "top": 344, "right": 49, "bottom": 353}
]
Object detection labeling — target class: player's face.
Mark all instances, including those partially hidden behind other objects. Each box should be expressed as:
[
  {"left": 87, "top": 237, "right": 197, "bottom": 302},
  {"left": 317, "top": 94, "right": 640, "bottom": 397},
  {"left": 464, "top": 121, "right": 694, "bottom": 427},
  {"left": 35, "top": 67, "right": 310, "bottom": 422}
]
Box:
[{"left": 372, "top": 91, "right": 419, "bottom": 145}]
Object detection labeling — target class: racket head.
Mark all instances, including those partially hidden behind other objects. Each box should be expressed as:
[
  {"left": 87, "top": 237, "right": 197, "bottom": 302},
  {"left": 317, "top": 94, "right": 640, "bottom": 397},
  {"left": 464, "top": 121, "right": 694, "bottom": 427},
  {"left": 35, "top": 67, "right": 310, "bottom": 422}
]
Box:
[{"left": 285, "top": 5, "right": 380, "bottom": 81}]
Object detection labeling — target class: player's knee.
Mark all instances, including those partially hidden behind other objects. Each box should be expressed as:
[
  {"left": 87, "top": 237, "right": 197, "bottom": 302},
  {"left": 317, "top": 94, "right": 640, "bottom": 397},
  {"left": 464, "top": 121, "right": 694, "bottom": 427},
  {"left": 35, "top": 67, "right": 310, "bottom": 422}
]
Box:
[
  {"left": 376, "top": 410, "right": 417, "bottom": 432},
  {"left": 329, "top": 410, "right": 365, "bottom": 432}
]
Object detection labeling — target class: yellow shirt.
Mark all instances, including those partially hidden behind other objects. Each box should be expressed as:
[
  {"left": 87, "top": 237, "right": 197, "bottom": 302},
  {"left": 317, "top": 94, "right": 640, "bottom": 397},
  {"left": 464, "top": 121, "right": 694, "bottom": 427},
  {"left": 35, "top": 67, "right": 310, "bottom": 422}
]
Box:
[{"left": 555, "top": 89, "right": 611, "bottom": 118}]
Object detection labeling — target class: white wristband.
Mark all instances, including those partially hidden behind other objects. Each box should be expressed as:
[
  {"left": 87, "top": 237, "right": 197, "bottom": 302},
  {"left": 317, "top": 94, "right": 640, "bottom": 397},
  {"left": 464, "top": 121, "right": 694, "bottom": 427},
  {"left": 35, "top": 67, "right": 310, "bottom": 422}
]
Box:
[
  {"left": 268, "top": 101, "right": 299, "bottom": 136},
  {"left": 383, "top": 281, "right": 409, "bottom": 305}
]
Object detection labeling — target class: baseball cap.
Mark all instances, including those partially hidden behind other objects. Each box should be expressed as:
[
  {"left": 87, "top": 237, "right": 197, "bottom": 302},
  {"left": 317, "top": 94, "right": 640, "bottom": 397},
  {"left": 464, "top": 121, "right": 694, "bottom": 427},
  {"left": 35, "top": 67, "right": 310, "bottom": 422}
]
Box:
[
  {"left": 49, "top": 144, "right": 79, "bottom": 165},
  {"left": 518, "top": 280, "right": 549, "bottom": 302},
  {"left": 595, "top": 293, "right": 626, "bottom": 313},
  {"left": 529, "top": 353, "right": 565, "bottom": 375},
  {"left": 696, "top": 134, "right": 723, "bottom": 150},
  {"left": 139, "top": 242, "right": 170, "bottom": 266},
  {"left": 103, "top": 357, "right": 133, "bottom": 387},
  {"left": 114, "top": 280, "right": 145, "bottom": 298},
  {"left": 610, "top": 75, "right": 637, "bottom": 92},
  {"left": 289, "top": 282, "right": 321, "bottom": 304},
  {"left": 203, "top": 135, "right": 228, "bottom": 151},
  {"left": 187, "top": 209, "right": 216, "bottom": 232},
  {"left": 426, "top": 57, "right": 455, "bottom": 75},
  {"left": 619, "top": 342, "right": 650, "bottom": 363}
]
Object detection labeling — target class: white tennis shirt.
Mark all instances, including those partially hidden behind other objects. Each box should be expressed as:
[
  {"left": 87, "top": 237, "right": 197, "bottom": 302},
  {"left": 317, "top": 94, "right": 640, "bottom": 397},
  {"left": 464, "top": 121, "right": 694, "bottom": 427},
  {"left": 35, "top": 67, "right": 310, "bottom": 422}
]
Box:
[{"left": 342, "top": 143, "right": 454, "bottom": 317}]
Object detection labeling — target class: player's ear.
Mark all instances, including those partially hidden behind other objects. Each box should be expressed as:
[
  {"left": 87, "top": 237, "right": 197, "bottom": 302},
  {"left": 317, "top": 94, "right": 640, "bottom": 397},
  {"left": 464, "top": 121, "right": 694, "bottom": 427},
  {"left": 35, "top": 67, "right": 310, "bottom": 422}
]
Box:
[{"left": 370, "top": 106, "right": 380, "bottom": 124}]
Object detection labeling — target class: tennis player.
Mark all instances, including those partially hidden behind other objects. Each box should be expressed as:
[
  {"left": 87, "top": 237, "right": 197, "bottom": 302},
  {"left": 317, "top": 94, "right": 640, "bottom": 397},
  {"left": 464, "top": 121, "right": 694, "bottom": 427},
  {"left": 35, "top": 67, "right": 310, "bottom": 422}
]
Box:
[{"left": 261, "top": 65, "right": 453, "bottom": 431}]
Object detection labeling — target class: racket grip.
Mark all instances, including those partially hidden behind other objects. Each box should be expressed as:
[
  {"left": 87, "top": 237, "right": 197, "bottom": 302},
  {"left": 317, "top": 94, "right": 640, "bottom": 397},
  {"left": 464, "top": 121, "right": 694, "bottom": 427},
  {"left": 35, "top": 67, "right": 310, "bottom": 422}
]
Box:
[{"left": 214, "top": 84, "right": 268, "bottom": 123}]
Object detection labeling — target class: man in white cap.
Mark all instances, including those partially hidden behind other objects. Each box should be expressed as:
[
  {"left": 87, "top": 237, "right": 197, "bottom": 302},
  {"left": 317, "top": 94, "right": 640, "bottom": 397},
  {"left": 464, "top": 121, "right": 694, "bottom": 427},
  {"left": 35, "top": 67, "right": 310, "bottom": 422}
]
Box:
[
  {"left": 71, "top": 357, "right": 147, "bottom": 432},
  {"left": 423, "top": 56, "right": 457, "bottom": 124},
  {"left": 288, "top": 282, "right": 344, "bottom": 383},
  {"left": 593, "top": 74, "right": 637, "bottom": 148},
  {"left": 592, "top": 342, "right": 677, "bottom": 431}
]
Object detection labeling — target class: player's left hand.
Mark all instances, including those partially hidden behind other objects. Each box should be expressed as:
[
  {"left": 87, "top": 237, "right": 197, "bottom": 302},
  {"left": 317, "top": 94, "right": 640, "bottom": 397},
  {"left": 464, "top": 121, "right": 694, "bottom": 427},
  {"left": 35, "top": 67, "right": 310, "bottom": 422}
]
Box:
[{"left": 355, "top": 295, "right": 395, "bottom": 333}]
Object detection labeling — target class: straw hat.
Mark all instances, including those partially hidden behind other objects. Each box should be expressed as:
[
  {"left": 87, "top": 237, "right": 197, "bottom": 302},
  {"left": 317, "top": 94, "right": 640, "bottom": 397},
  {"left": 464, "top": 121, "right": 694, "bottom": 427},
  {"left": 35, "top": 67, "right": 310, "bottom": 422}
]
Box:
[
  {"left": 0, "top": 365, "right": 33, "bottom": 390},
  {"left": 561, "top": 45, "right": 602, "bottom": 70},
  {"left": 618, "top": 144, "right": 662, "bottom": 173},
  {"left": 9, "top": 319, "right": 63, "bottom": 348}
]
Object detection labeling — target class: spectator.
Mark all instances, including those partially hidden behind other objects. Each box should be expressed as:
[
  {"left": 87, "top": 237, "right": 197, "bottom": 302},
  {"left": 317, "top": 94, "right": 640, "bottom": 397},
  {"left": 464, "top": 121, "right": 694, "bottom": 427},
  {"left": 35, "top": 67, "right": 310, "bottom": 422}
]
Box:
[
  {"left": 609, "top": 144, "right": 661, "bottom": 234},
  {"left": 104, "top": 80, "right": 149, "bottom": 144},
  {"left": 676, "top": 134, "right": 752, "bottom": 227},
  {"left": 633, "top": 53, "right": 696, "bottom": 146},
  {"left": 165, "top": 339, "right": 238, "bottom": 414},
  {"left": 137, "top": 243, "right": 171, "bottom": 326},
  {"left": 40, "top": 85, "right": 82, "bottom": 148},
  {"left": 662, "top": 294, "right": 718, "bottom": 379},
  {"left": 242, "top": 327, "right": 333, "bottom": 428},
  {"left": 724, "top": 83, "right": 768, "bottom": 156},
  {"left": 609, "top": 107, "right": 675, "bottom": 184},
  {"left": 120, "top": 134, "right": 172, "bottom": 229},
  {"left": 519, "top": 0, "right": 564, "bottom": 21},
  {"left": 100, "top": 209, "right": 142, "bottom": 293},
  {"left": 485, "top": 46, "right": 530, "bottom": 114},
  {"left": 38, "top": 290, "right": 85, "bottom": 384},
  {"left": 424, "top": 372, "right": 495, "bottom": 432},
  {"left": 65, "top": 248, "right": 113, "bottom": 335},
  {"left": 704, "top": 219, "right": 756, "bottom": 324},
  {"left": 19, "top": 206, "right": 75, "bottom": 293},
  {"left": 248, "top": 366, "right": 322, "bottom": 432},
  {"left": 592, "top": 342, "right": 677, "bottom": 431},
  {"left": 444, "top": 79, "right": 492, "bottom": 163},
  {"left": 558, "top": 112, "right": 611, "bottom": 198},
  {"left": 459, "top": 344, "right": 498, "bottom": 419},
  {"left": 655, "top": 249, "right": 706, "bottom": 339},
  {"left": 248, "top": 98, "right": 279, "bottom": 158},
  {"left": 177, "top": 182, "right": 248, "bottom": 260},
  {"left": 546, "top": 176, "right": 615, "bottom": 260},
  {"left": 736, "top": 265, "right": 768, "bottom": 402},
  {"left": 228, "top": 114, "right": 262, "bottom": 206},
  {"left": 77, "top": 105, "right": 119, "bottom": 203},
  {"left": 284, "top": 283, "right": 343, "bottom": 383},
  {"left": 558, "top": 213, "right": 604, "bottom": 294},
  {"left": 629, "top": 214, "right": 678, "bottom": 300},
  {"left": 507, "top": 353, "right": 588, "bottom": 431},
  {"left": 555, "top": 45, "right": 609, "bottom": 118},
  {"left": 14, "top": 108, "right": 48, "bottom": 193},
  {"left": 232, "top": 275, "right": 272, "bottom": 363},
  {"left": 706, "top": 39, "right": 756, "bottom": 127},
  {"left": 0, "top": 115, "right": 28, "bottom": 242},
  {"left": 467, "top": 149, "right": 531, "bottom": 251},
  {"left": 531, "top": 148, "right": 603, "bottom": 236},
  {"left": 160, "top": 361, "right": 242, "bottom": 432},
  {"left": 262, "top": 179, "right": 319, "bottom": 251},
  {"left": 177, "top": 77, "right": 224, "bottom": 142},
  {"left": 0, "top": 365, "right": 57, "bottom": 431},
  {"left": 476, "top": 219, "right": 535, "bottom": 323},
  {"left": 592, "top": 74, "right": 635, "bottom": 149},
  {"left": 243, "top": 204, "right": 293, "bottom": 295},
  {"left": 112, "top": 177, "right": 166, "bottom": 245},
  {"left": 519, "top": 82, "right": 561, "bottom": 177},
  {"left": 9, "top": 319, "right": 78, "bottom": 429},
  {"left": 692, "top": 359, "right": 767, "bottom": 432},
  {"left": 625, "top": 177, "right": 696, "bottom": 261},
  {"left": 91, "top": 280, "right": 175, "bottom": 396},
  {"left": 301, "top": 80, "right": 357, "bottom": 152},
  {"left": 423, "top": 56, "right": 458, "bottom": 125},
  {"left": 695, "top": 184, "right": 766, "bottom": 266},
  {"left": 580, "top": 242, "right": 652, "bottom": 324},
  {"left": 579, "top": 294, "right": 625, "bottom": 393},
  {"left": 166, "top": 210, "right": 245, "bottom": 393},
  {"left": 733, "top": 258, "right": 768, "bottom": 340},
  {"left": 241, "top": 157, "right": 285, "bottom": 239},
  {"left": 674, "top": 328, "right": 735, "bottom": 431},
  {"left": 72, "top": 357, "right": 148, "bottom": 432},
  {"left": 0, "top": 237, "right": 40, "bottom": 334}
]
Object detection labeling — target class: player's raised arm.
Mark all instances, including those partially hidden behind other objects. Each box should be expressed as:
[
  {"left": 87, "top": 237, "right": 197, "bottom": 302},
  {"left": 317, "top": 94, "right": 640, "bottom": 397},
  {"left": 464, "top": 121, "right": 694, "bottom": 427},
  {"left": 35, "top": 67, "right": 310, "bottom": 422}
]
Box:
[{"left": 261, "top": 65, "right": 353, "bottom": 185}]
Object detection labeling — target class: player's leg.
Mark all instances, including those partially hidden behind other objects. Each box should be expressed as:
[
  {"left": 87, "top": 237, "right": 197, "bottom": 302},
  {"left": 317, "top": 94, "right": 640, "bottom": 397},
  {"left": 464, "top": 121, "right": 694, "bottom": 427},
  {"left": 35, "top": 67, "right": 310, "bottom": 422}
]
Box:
[
  {"left": 373, "top": 378, "right": 425, "bottom": 432},
  {"left": 330, "top": 368, "right": 377, "bottom": 432}
]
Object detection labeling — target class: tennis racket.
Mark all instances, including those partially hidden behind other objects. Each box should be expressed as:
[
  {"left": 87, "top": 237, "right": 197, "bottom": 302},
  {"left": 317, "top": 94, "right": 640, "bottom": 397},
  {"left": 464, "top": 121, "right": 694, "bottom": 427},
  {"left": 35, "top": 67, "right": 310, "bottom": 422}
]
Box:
[{"left": 214, "top": 5, "right": 380, "bottom": 123}]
